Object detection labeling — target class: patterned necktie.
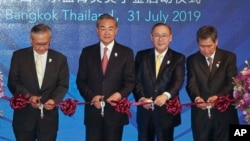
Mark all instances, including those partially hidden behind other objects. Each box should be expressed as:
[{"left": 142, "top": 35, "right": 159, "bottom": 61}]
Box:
[
  {"left": 36, "top": 55, "right": 43, "bottom": 88},
  {"left": 155, "top": 54, "right": 163, "bottom": 78},
  {"left": 102, "top": 47, "right": 109, "bottom": 74},
  {"left": 207, "top": 57, "right": 213, "bottom": 72}
]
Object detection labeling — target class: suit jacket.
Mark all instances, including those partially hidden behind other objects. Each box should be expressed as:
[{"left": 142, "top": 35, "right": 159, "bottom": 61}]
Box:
[
  {"left": 133, "top": 48, "right": 185, "bottom": 128},
  {"left": 8, "top": 47, "right": 69, "bottom": 133},
  {"left": 186, "top": 48, "right": 239, "bottom": 132},
  {"left": 76, "top": 41, "right": 135, "bottom": 126}
]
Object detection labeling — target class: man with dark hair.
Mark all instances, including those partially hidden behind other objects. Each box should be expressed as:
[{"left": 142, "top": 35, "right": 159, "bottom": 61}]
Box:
[
  {"left": 76, "top": 13, "right": 135, "bottom": 141},
  {"left": 133, "top": 23, "right": 185, "bottom": 141},
  {"left": 186, "top": 25, "right": 239, "bottom": 141},
  {"left": 8, "top": 23, "right": 69, "bottom": 141}
]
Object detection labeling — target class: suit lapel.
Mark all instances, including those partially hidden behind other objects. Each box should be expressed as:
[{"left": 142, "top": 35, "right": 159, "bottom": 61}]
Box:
[
  {"left": 157, "top": 49, "right": 172, "bottom": 79},
  {"left": 27, "top": 48, "right": 41, "bottom": 89},
  {"left": 197, "top": 53, "right": 210, "bottom": 76},
  {"left": 146, "top": 50, "right": 157, "bottom": 82},
  {"left": 93, "top": 45, "right": 103, "bottom": 76},
  {"left": 105, "top": 45, "right": 116, "bottom": 76},
  {"left": 210, "top": 49, "right": 222, "bottom": 77},
  {"left": 43, "top": 51, "right": 53, "bottom": 89}
]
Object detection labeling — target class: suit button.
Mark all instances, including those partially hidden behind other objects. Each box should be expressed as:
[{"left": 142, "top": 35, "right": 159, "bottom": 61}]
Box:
[{"left": 154, "top": 89, "right": 158, "bottom": 93}]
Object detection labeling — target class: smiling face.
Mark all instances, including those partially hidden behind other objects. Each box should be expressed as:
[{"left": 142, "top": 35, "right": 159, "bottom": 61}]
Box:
[
  {"left": 151, "top": 24, "right": 172, "bottom": 53},
  {"left": 96, "top": 18, "right": 118, "bottom": 46}
]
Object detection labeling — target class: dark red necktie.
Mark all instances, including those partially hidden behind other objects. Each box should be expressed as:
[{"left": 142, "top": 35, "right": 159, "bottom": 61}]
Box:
[{"left": 102, "top": 47, "right": 108, "bottom": 74}]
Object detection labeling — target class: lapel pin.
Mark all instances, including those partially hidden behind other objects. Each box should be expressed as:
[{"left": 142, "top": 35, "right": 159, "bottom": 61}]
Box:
[
  {"left": 216, "top": 61, "right": 220, "bottom": 68},
  {"left": 167, "top": 60, "right": 170, "bottom": 65},
  {"left": 49, "top": 58, "right": 52, "bottom": 63},
  {"left": 114, "top": 53, "right": 118, "bottom": 57}
]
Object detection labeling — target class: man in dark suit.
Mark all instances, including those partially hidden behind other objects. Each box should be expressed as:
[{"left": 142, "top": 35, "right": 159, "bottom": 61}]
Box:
[
  {"left": 76, "top": 14, "right": 135, "bottom": 141},
  {"left": 186, "top": 25, "right": 239, "bottom": 141},
  {"left": 8, "top": 23, "right": 69, "bottom": 141},
  {"left": 133, "top": 23, "right": 185, "bottom": 141}
]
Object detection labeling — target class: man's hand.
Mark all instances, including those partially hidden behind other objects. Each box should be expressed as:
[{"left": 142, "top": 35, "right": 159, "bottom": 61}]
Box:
[
  {"left": 154, "top": 93, "right": 168, "bottom": 107},
  {"left": 207, "top": 95, "right": 218, "bottom": 107},
  {"left": 44, "top": 99, "right": 55, "bottom": 110},
  {"left": 139, "top": 97, "right": 153, "bottom": 110},
  {"left": 91, "top": 95, "right": 104, "bottom": 109},
  {"left": 195, "top": 97, "right": 207, "bottom": 110},
  {"left": 29, "top": 95, "right": 41, "bottom": 109},
  {"left": 106, "top": 92, "right": 122, "bottom": 106}
]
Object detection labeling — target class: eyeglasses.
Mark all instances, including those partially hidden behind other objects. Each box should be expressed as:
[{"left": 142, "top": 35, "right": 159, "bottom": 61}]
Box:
[
  {"left": 152, "top": 34, "right": 170, "bottom": 39},
  {"left": 34, "top": 42, "right": 50, "bottom": 47}
]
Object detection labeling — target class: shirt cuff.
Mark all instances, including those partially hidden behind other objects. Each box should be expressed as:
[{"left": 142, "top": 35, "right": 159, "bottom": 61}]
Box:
[
  {"left": 163, "top": 92, "right": 171, "bottom": 100},
  {"left": 195, "top": 96, "right": 201, "bottom": 102}
]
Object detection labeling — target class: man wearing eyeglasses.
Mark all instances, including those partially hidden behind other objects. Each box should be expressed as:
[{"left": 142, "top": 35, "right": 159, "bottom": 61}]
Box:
[
  {"left": 8, "top": 23, "right": 69, "bottom": 141},
  {"left": 133, "top": 23, "right": 185, "bottom": 141}
]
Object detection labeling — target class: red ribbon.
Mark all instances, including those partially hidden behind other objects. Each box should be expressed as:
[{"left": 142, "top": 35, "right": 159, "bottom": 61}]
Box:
[
  {"left": 60, "top": 98, "right": 78, "bottom": 116},
  {"left": 113, "top": 98, "right": 132, "bottom": 117},
  {"left": 10, "top": 94, "right": 30, "bottom": 110},
  {"left": 214, "top": 95, "right": 232, "bottom": 112},
  {"left": 2, "top": 94, "right": 236, "bottom": 117},
  {"left": 165, "top": 96, "right": 182, "bottom": 115}
]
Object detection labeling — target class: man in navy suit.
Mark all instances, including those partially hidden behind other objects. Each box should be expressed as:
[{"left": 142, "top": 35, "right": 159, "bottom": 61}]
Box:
[
  {"left": 76, "top": 14, "right": 135, "bottom": 141},
  {"left": 133, "top": 23, "right": 185, "bottom": 141},
  {"left": 186, "top": 25, "right": 239, "bottom": 141},
  {"left": 8, "top": 23, "right": 69, "bottom": 141}
]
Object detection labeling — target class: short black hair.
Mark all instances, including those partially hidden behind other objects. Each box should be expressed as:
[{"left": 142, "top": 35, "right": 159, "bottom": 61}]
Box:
[
  {"left": 196, "top": 25, "right": 218, "bottom": 42},
  {"left": 151, "top": 23, "right": 172, "bottom": 34}
]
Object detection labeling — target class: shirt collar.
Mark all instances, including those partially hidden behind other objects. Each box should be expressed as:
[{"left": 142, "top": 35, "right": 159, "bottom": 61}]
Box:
[
  {"left": 34, "top": 50, "right": 48, "bottom": 57},
  {"left": 154, "top": 48, "right": 168, "bottom": 58},
  {"left": 206, "top": 51, "right": 215, "bottom": 60},
  {"left": 100, "top": 41, "right": 115, "bottom": 51}
]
